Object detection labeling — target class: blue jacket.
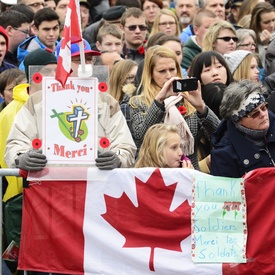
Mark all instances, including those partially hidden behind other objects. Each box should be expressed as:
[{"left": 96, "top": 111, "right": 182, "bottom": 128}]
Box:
[
  {"left": 210, "top": 111, "right": 275, "bottom": 178},
  {"left": 179, "top": 25, "right": 194, "bottom": 45},
  {"left": 17, "top": 36, "right": 57, "bottom": 71}
]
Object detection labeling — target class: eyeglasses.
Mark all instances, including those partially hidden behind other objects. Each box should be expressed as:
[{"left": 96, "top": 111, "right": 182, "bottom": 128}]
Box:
[
  {"left": 124, "top": 25, "right": 147, "bottom": 31},
  {"left": 238, "top": 42, "right": 256, "bottom": 48},
  {"left": 216, "top": 36, "right": 238, "bottom": 42},
  {"left": 13, "top": 27, "right": 29, "bottom": 35},
  {"left": 158, "top": 21, "right": 176, "bottom": 26},
  {"left": 71, "top": 56, "right": 96, "bottom": 64},
  {"left": 244, "top": 102, "right": 268, "bottom": 119}
]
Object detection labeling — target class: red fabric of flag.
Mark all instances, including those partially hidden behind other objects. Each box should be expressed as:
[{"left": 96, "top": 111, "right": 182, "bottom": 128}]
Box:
[
  {"left": 18, "top": 180, "right": 86, "bottom": 274},
  {"left": 55, "top": 0, "right": 82, "bottom": 88},
  {"left": 223, "top": 167, "right": 275, "bottom": 274}
]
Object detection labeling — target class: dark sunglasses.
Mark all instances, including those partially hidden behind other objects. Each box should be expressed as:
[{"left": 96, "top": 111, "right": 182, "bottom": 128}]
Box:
[
  {"left": 216, "top": 36, "right": 238, "bottom": 42},
  {"left": 124, "top": 25, "right": 147, "bottom": 31},
  {"left": 244, "top": 102, "right": 268, "bottom": 119}
]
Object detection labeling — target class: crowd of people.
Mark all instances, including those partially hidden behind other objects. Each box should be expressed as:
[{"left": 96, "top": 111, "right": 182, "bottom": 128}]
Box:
[{"left": 1, "top": 0, "right": 275, "bottom": 273}]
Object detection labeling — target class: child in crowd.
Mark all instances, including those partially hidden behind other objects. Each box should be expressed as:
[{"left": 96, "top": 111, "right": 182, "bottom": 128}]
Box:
[{"left": 135, "top": 124, "right": 193, "bottom": 169}]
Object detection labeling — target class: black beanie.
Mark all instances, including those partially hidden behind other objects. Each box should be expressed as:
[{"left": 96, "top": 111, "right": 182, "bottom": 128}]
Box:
[{"left": 24, "top": 48, "right": 57, "bottom": 82}]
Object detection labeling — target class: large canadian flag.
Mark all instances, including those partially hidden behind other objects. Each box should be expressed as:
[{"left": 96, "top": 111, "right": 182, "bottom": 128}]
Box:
[{"left": 18, "top": 167, "right": 275, "bottom": 274}]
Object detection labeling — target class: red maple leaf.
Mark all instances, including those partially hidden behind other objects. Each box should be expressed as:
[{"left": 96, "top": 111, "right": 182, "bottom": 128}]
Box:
[{"left": 101, "top": 168, "right": 191, "bottom": 271}]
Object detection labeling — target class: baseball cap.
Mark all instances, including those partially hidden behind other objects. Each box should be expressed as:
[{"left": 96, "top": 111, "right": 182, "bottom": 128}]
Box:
[{"left": 56, "top": 39, "right": 101, "bottom": 57}]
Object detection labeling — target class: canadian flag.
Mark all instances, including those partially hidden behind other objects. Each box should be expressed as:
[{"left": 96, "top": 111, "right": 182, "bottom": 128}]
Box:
[
  {"left": 55, "top": 0, "right": 82, "bottom": 87},
  {"left": 18, "top": 167, "right": 275, "bottom": 274}
]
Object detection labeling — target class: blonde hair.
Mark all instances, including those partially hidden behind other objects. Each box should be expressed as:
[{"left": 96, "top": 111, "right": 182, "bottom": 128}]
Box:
[
  {"left": 149, "top": 8, "right": 181, "bottom": 38},
  {"left": 129, "top": 45, "right": 195, "bottom": 115},
  {"left": 109, "top": 59, "right": 138, "bottom": 102},
  {"left": 135, "top": 124, "right": 180, "bottom": 168},
  {"left": 233, "top": 53, "right": 259, "bottom": 81},
  {"left": 202, "top": 21, "right": 237, "bottom": 52}
]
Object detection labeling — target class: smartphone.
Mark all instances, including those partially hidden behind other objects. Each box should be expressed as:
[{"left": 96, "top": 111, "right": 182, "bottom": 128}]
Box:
[{"left": 173, "top": 78, "right": 198, "bottom": 92}]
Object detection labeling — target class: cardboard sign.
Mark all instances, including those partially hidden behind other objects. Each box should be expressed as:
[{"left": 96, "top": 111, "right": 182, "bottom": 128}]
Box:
[{"left": 42, "top": 77, "right": 98, "bottom": 165}]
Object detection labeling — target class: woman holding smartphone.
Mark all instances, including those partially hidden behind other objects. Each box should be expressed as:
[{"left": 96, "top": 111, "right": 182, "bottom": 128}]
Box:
[{"left": 129, "top": 46, "right": 220, "bottom": 170}]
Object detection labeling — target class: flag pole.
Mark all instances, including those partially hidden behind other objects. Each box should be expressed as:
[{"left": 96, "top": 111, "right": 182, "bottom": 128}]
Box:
[
  {"left": 79, "top": 40, "right": 86, "bottom": 74},
  {"left": 76, "top": 0, "right": 85, "bottom": 74},
  {"left": 76, "top": 0, "right": 93, "bottom": 78}
]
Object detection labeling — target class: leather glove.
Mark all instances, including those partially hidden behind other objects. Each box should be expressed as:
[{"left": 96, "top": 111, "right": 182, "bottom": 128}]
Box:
[
  {"left": 95, "top": 151, "right": 121, "bottom": 170},
  {"left": 16, "top": 150, "right": 47, "bottom": 171}
]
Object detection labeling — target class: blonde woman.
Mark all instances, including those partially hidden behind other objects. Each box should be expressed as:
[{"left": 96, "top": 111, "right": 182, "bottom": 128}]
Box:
[
  {"left": 203, "top": 21, "right": 238, "bottom": 54},
  {"left": 129, "top": 45, "right": 220, "bottom": 169},
  {"left": 224, "top": 50, "right": 260, "bottom": 82},
  {"left": 109, "top": 59, "right": 138, "bottom": 136},
  {"left": 109, "top": 59, "right": 138, "bottom": 103},
  {"left": 135, "top": 124, "right": 193, "bottom": 168},
  {"left": 149, "top": 8, "right": 181, "bottom": 38}
]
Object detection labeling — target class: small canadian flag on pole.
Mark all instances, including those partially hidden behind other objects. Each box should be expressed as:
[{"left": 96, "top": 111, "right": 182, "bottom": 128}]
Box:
[{"left": 55, "top": 0, "right": 82, "bottom": 87}]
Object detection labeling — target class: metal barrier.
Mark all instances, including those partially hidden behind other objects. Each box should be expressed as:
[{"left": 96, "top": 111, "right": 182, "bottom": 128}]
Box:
[{"left": 0, "top": 169, "right": 20, "bottom": 275}]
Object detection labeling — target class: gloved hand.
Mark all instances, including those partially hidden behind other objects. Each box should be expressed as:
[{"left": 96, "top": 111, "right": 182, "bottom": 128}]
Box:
[
  {"left": 16, "top": 150, "right": 47, "bottom": 171},
  {"left": 95, "top": 151, "right": 121, "bottom": 170}
]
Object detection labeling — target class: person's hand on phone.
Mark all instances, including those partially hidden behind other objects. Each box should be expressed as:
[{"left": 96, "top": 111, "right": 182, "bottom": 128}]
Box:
[
  {"left": 181, "top": 80, "right": 206, "bottom": 114},
  {"left": 155, "top": 76, "right": 181, "bottom": 104}
]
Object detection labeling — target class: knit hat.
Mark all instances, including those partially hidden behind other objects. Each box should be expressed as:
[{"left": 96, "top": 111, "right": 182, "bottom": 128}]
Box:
[
  {"left": 24, "top": 48, "right": 57, "bottom": 81},
  {"left": 0, "top": 26, "right": 9, "bottom": 54},
  {"left": 102, "top": 6, "right": 126, "bottom": 22},
  {"left": 231, "top": 91, "right": 265, "bottom": 122},
  {"left": 223, "top": 50, "right": 251, "bottom": 74},
  {"left": 56, "top": 39, "right": 101, "bottom": 57}
]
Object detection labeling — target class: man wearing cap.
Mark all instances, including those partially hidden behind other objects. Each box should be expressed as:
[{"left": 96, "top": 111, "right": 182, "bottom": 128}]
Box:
[
  {"left": 83, "top": 5, "right": 126, "bottom": 45},
  {"left": 0, "top": 10, "right": 30, "bottom": 66},
  {"left": 0, "top": 26, "right": 16, "bottom": 73},
  {"left": 5, "top": 40, "right": 136, "bottom": 172}
]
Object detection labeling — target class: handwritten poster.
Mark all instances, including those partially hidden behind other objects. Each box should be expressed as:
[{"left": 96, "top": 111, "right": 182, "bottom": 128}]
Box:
[
  {"left": 42, "top": 77, "right": 98, "bottom": 165},
  {"left": 191, "top": 174, "right": 247, "bottom": 263}
]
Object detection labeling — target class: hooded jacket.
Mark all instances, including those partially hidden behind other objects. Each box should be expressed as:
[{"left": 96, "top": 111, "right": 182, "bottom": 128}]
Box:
[
  {"left": 210, "top": 112, "right": 275, "bottom": 178},
  {"left": 17, "top": 36, "right": 58, "bottom": 70}
]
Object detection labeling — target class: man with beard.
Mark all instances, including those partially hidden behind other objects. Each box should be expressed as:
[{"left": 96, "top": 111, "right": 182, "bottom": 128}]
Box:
[{"left": 175, "top": 0, "right": 199, "bottom": 44}]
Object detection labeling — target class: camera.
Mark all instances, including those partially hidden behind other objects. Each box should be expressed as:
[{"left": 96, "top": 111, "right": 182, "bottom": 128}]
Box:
[{"left": 173, "top": 78, "right": 198, "bottom": 92}]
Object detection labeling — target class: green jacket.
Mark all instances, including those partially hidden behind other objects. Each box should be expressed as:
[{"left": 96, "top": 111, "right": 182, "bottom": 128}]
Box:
[{"left": 181, "top": 36, "right": 201, "bottom": 70}]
